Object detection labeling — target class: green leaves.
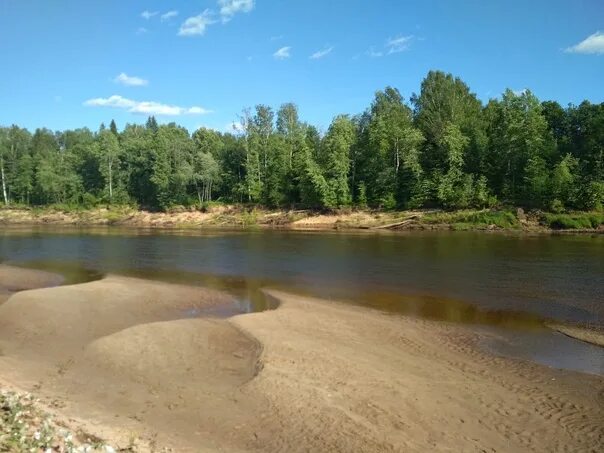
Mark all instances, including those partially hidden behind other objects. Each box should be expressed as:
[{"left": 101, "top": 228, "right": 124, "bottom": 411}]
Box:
[{"left": 1, "top": 71, "right": 602, "bottom": 214}]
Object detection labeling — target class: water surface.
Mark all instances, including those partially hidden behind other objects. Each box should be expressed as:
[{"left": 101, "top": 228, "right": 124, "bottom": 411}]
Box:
[{"left": 1, "top": 226, "right": 602, "bottom": 374}]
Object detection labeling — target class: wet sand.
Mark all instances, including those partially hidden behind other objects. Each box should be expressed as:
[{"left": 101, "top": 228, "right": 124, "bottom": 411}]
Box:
[
  {"left": 548, "top": 323, "right": 604, "bottom": 348},
  {"left": 0, "top": 266, "right": 602, "bottom": 451}
]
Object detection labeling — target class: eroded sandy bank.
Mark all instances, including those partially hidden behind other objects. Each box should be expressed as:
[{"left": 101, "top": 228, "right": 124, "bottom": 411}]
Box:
[{"left": 0, "top": 270, "right": 602, "bottom": 452}]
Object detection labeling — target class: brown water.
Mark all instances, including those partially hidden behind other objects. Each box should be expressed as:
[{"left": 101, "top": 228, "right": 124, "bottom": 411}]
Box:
[{"left": 1, "top": 226, "right": 602, "bottom": 374}]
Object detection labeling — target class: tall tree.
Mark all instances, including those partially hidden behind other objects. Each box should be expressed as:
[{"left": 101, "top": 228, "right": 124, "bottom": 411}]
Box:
[
  {"left": 97, "top": 129, "right": 121, "bottom": 203},
  {"left": 319, "top": 115, "right": 355, "bottom": 207}
]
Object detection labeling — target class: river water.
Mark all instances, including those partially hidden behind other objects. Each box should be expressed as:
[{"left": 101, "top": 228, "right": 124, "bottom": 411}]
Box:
[{"left": 1, "top": 226, "right": 602, "bottom": 374}]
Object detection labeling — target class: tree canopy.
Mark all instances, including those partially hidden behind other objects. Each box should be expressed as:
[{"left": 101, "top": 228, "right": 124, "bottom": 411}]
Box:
[{"left": 1, "top": 70, "right": 602, "bottom": 212}]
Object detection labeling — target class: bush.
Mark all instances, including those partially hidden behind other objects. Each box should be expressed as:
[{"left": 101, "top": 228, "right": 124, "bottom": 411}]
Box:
[
  {"left": 81, "top": 193, "right": 99, "bottom": 209},
  {"left": 549, "top": 199, "right": 565, "bottom": 214}
]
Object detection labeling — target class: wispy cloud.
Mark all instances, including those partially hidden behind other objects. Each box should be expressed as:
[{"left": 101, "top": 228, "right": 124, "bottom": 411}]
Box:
[
  {"left": 84, "top": 95, "right": 211, "bottom": 116},
  {"left": 273, "top": 46, "right": 291, "bottom": 59},
  {"left": 565, "top": 31, "right": 604, "bottom": 54},
  {"left": 386, "top": 35, "right": 413, "bottom": 54},
  {"left": 310, "top": 46, "right": 333, "bottom": 60},
  {"left": 219, "top": 0, "right": 255, "bottom": 23},
  {"left": 141, "top": 10, "right": 158, "bottom": 20},
  {"left": 113, "top": 73, "right": 148, "bottom": 87},
  {"left": 136, "top": 27, "right": 148, "bottom": 35},
  {"left": 270, "top": 35, "right": 283, "bottom": 41},
  {"left": 366, "top": 47, "right": 384, "bottom": 58},
  {"left": 365, "top": 35, "right": 414, "bottom": 57},
  {"left": 178, "top": 10, "right": 216, "bottom": 36},
  {"left": 160, "top": 10, "right": 179, "bottom": 22}
]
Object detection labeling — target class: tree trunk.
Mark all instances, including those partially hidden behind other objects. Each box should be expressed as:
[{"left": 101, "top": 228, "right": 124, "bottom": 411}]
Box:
[
  {"left": 0, "top": 156, "right": 8, "bottom": 205},
  {"left": 108, "top": 161, "right": 113, "bottom": 203},
  {"left": 395, "top": 138, "right": 400, "bottom": 174}
]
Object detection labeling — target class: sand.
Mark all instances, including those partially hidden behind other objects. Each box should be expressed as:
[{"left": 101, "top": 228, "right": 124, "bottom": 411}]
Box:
[
  {"left": 0, "top": 269, "right": 602, "bottom": 452},
  {"left": 0, "top": 263, "right": 64, "bottom": 292},
  {"left": 0, "top": 263, "right": 64, "bottom": 306},
  {"left": 548, "top": 323, "right": 604, "bottom": 348}
]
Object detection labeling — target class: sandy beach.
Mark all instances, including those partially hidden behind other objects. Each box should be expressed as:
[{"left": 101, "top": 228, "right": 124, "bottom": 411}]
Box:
[{"left": 0, "top": 265, "right": 602, "bottom": 452}]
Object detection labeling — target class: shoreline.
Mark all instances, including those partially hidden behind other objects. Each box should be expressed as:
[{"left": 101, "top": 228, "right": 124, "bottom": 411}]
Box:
[
  {"left": 1, "top": 206, "right": 603, "bottom": 234},
  {"left": 0, "top": 266, "right": 602, "bottom": 451}
]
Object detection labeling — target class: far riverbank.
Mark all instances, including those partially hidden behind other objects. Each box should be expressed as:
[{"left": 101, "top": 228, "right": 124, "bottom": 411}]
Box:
[{"left": 1, "top": 205, "right": 603, "bottom": 233}]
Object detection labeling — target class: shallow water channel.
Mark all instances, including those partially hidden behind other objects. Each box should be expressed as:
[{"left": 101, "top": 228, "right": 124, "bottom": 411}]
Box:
[{"left": 1, "top": 226, "right": 602, "bottom": 375}]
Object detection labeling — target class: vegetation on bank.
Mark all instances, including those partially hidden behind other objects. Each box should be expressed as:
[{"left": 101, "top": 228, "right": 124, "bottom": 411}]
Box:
[
  {"left": 0, "top": 70, "right": 603, "bottom": 217},
  {"left": 541, "top": 212, "right": 604, "bottom": 230}
]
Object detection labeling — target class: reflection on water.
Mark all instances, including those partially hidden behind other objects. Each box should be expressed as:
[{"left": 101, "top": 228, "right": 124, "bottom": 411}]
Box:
[{"left": 0, "top": 226, "right": 602, "bottom": 374}]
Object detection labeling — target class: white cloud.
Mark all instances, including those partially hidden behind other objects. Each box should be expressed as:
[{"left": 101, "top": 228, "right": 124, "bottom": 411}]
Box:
[
  {"left": 270, "top": 35, "right": 283, "bottom": 41},
  {"left": 84, "top": 95, "right": 211, "bottom": 116},
  {"left": 136, "top": 27, "right": 148, "bottom": 35},
  {"left": 161, "top": 10, "right": 179, "bottom": 22},
  {"left": 386, "top": 35, "right": 413, "bottom": 54},
  {"left": 178, "top": 10, "right": 216, "bottom": 36},
  {"left": 113, "top": 73, "right": 149, "bottom": 87},
  {"left": 273, "top": 46, "right": 291, "bottom": 59},
  {"left": 565, "top": 31, "right": 604, "bottom": 54},
  {"left": 310, "top": 46, "right": 333, "bottom": 60},
  {"left": 141, "top": 10, "right": 158, "bottom": 20},
  {"left": 219, "top": 0, "right": 255, "bottom": 22}
]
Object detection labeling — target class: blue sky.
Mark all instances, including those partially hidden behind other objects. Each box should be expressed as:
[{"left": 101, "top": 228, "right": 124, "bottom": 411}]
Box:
[{"left": 1, "top": 0, "right": 603, "bottom": 134}]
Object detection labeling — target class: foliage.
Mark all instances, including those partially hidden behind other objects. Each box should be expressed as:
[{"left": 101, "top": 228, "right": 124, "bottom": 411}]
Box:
[{"left": 0, "top": 71, "right": 602, "bottom": 215}]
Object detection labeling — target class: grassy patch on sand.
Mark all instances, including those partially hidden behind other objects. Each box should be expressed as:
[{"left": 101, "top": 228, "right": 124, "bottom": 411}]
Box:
[
  {"left": 541, "top": 212, "right": 604, "bottom": 230},
  {"left": 0, "top": 389, "right": 115, "bottom": 452},
  {"left": 421, "top": 210, "right": 520, "bottom": 230}
]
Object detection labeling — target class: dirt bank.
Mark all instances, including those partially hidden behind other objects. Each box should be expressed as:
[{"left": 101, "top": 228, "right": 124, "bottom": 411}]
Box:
[
  {"left": 0, "top": 271, "right": 602, "bottom": 451},
  {"left": 2, "top": 205, "right": 602, "bottom": 233}
]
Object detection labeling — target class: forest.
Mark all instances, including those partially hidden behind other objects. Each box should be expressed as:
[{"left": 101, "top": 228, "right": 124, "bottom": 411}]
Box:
[{"left": 1, "top": 70, "right": 603, "bottom": 213}]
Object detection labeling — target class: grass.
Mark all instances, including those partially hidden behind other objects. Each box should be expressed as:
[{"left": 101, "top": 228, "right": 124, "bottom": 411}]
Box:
[
  {"left": 542, "top": 212, "right": 604, "bottom": 230},
  {"left": 421, "top": 209, "right": 520, "bottom": 229}
]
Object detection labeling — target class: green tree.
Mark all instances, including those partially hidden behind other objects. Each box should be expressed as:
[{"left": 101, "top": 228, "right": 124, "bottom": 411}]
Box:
[
  {"left": 413, "top": 70, "right": 485, "bottom": 176},
  {"left": 319, "top": 115, "right": 355, "bottom": 207},
  {"left": 484, "top": 89, "right": 553, "bottom": 206}
]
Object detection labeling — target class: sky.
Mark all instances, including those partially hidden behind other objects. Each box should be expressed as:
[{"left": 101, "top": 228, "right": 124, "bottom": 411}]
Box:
[{"left": 0, "top": 0, "right": 603, "bottom": 134}]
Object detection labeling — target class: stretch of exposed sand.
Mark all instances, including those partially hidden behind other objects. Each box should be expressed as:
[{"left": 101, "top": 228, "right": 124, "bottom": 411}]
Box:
[{"left": 0, "top": 265, "right": 602, "bottom": 452}]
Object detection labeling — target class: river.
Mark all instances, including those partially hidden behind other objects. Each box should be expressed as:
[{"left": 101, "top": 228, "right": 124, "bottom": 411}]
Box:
[{"left": 1, "top": 226, "right": 602, "bottom": 374}]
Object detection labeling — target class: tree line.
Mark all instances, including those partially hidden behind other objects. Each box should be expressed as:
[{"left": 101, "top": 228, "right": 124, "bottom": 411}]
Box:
[{"left": 1, "top": 70, "right": 603, "bottom": 212}]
